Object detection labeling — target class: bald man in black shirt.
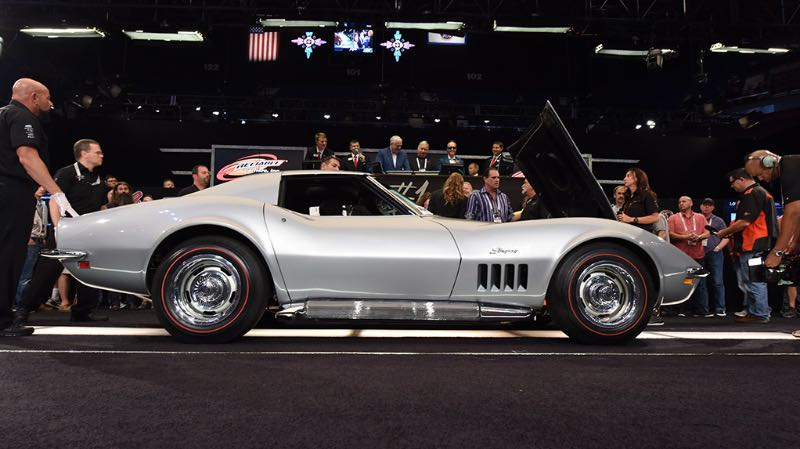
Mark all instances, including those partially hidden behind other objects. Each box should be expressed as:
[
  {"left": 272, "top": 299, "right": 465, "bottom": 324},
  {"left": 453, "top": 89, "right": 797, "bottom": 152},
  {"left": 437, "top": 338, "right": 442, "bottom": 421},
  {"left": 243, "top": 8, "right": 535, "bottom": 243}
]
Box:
[{"left": 0, "top": 78, "right": 76, "bottom": 337}]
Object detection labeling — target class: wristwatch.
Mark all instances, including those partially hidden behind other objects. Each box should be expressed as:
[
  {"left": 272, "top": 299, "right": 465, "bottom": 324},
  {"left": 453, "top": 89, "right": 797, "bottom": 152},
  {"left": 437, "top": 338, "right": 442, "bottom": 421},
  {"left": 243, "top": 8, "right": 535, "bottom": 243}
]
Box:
[
  {"left": 633, "top": 217, "right": 639, "bottom": 224},
  {"left": 774, "top": 249, "right": 785, "bottom": 257}
]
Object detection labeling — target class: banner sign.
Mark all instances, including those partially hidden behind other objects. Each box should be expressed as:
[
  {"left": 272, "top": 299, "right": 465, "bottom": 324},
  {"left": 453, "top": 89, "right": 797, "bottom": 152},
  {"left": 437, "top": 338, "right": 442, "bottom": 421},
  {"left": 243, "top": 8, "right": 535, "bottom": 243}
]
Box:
[
  {"left": 211, "top": 145, "right": 307, "bottom": 185},
  {"left": 378, "top": 173, "right": 524, "bottom": 208}
]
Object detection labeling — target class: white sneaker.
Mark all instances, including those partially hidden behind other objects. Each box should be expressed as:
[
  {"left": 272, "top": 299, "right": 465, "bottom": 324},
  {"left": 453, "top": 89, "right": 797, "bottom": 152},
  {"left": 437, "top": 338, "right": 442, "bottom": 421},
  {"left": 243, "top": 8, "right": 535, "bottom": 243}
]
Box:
[
  {"left": 715, "top": 312, "right": 727, "bottom": 317},
  {"left": 734, "top": 310, "right": 748, "bottom": 317}
]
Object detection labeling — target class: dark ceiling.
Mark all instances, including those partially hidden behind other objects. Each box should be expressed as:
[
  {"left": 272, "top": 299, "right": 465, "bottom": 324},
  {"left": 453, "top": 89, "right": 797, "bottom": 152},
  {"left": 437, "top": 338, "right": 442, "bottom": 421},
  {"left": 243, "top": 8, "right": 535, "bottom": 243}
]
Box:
[{"left": 1, "top": 0, "right": 800, "bottom": 134}]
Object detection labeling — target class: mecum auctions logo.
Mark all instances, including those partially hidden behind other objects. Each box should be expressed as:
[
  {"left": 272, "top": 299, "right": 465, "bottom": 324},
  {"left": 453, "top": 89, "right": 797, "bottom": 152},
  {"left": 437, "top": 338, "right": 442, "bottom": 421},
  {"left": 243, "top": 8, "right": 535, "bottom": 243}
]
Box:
[{"left": 217, "top": 154, "right": 288, "bottom": 181}]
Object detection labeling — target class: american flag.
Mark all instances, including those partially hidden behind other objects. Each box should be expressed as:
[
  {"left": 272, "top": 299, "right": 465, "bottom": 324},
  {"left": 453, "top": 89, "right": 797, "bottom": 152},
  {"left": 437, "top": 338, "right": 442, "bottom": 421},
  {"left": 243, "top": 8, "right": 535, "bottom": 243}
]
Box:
[{"left": 249, "top": 27, "right": 278, "bottom": 61}]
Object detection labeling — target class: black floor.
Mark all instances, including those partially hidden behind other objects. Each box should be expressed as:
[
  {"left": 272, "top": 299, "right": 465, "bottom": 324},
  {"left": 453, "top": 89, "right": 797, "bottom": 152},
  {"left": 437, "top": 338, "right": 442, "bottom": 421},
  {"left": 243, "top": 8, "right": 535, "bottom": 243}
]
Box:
[{"left": 1, "top": 309, "right": 798, "bottom": 449}]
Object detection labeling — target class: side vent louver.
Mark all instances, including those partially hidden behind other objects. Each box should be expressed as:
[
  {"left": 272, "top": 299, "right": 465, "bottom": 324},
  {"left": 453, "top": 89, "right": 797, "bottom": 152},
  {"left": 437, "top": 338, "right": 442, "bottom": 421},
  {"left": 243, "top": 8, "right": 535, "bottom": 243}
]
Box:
[{"left": 477, "top": 263, "right": 528, "bottom": 293}]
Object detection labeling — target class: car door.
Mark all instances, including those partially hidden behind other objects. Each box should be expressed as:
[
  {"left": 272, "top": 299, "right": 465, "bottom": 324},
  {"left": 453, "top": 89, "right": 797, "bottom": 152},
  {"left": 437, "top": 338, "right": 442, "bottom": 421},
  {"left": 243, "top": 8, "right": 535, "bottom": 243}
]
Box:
[{"left": 265, "top": 174, "right": 461, "bottom": 301}]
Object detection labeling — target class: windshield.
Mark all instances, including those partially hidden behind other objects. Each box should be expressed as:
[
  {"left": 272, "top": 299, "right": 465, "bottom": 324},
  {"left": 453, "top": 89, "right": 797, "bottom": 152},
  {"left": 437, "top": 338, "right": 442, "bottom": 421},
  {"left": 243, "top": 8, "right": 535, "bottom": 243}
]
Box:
[{"left": 388, "top": 189, "right": 431, "bottom": 216}]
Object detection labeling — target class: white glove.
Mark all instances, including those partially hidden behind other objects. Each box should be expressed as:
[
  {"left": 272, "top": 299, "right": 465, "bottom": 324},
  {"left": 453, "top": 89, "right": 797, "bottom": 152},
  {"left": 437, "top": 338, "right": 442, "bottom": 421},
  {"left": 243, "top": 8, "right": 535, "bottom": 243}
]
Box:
[{"left": 51, "top": 192, "right": 80, "bottom": 217}]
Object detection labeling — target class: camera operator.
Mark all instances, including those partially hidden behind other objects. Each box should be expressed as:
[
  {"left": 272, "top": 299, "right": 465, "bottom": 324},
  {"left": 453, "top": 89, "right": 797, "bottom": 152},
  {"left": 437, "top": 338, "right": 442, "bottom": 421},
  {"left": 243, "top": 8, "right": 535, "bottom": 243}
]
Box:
[{"left": 744, "top": 150, "right": 800, "bottom": 269}]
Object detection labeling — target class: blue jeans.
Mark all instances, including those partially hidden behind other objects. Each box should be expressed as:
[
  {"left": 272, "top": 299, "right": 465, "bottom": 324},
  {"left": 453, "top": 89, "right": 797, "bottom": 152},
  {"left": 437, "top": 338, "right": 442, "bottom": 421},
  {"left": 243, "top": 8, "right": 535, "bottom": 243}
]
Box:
[
  {"left": 15, "top": 242, "right": 42, "bottom": 305},
  {"left": 733, "top": 252, "right": 770, "bottom": 319},
  {"left": 703, "top": 250, "right": 726, "bottom": 314}
]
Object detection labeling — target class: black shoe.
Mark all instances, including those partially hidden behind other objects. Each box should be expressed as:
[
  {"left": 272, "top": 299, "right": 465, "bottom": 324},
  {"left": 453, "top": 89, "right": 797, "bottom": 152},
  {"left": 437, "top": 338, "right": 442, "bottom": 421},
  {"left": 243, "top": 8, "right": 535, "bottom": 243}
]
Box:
[
  {"left": 0, "top": 323, "right": 35, "bottom": 337},
  {"left": 13, "top": 308, "right": 31, "bottom": 326},
  {"left": 70, "top": 313, "right": 109, "bottom": 323}
]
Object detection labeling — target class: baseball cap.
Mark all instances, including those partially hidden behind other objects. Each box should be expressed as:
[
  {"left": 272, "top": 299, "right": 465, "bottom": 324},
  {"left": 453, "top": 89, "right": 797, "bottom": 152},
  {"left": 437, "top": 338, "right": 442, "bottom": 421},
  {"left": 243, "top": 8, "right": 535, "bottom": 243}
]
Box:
[{"left": 701, "top": 198, "right": 714, "bottom": 206}]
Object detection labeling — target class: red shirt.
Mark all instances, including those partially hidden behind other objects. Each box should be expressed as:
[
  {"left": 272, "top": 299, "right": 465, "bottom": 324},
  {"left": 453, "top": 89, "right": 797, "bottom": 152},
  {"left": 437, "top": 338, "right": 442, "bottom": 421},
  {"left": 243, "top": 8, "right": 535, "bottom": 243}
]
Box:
[{"left": 668, "top": 211, "right": 708, "bottom": 260}]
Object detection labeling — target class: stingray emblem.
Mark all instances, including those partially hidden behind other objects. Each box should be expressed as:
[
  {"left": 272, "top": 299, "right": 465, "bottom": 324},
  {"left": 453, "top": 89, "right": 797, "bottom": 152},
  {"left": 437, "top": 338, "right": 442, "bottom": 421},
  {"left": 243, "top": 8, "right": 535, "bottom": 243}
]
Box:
[{"left": 489, "top": 248, "right": 518, "bottom": 255}]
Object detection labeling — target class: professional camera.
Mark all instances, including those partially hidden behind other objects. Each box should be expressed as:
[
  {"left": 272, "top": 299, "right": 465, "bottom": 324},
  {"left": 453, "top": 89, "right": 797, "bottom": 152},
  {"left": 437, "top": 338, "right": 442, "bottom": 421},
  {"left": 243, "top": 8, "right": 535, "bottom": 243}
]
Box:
[
  {"left": 705, "top": 225, "right": 799, "bottom": 284},
  {"left": 747, "top": 253, "right": 800, "bottom": 285}
]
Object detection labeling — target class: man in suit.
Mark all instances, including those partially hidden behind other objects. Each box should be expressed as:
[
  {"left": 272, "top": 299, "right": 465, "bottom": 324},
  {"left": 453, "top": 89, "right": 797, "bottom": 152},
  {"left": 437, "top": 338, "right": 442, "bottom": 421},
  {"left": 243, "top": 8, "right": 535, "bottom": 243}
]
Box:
[
  {"left": 375, "top": 135, "right": 410, "bottom": 172},
  {"left": 306, "top": 132, "right": 334, "bottom": 161},
  {"left": 340, "top": 139, "right": 368, "bottom": 172},
  {"left": 486, "top": 141, "right": 514, "bottom": 176},
  {"left": 409, "top": 140, "right": 439, "bottom": 172},
  {"left": 439, "top": 140, "right": 464, "bottom": 167}
]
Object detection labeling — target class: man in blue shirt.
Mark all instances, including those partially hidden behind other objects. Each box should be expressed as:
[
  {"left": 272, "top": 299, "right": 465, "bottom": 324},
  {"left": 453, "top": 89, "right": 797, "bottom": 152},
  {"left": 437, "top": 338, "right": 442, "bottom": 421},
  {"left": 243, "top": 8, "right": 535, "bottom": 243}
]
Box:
[
  {"left": 466, "top": 168, "right": 513, "bottom": 223},
  {"left": 700, "top": 198, "right": 729, "bottom": 316}
]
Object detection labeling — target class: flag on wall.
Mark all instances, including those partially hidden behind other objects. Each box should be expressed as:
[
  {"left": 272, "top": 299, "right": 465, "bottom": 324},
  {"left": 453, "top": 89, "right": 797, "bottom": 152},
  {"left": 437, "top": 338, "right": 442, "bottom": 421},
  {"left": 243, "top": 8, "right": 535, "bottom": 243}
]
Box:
[{"left": 249, "top": 27, "right": 278, "bottom": 61}]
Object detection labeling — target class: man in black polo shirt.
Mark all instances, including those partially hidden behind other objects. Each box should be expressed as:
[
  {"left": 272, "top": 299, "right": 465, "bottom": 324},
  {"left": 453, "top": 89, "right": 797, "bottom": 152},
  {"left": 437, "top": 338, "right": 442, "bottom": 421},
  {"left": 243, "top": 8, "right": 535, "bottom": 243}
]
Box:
[
  {"left": 0, "top": 78, "right": 76, "bottom": 337},
  {"left": 15, "top": 139, "right": 108, "bottom": 324},
  {"left": 178, "top": 164, "right": 210, "bottom": 196},
  {"left": 716, "top": 168, "right": 778, "bottom": 323}
]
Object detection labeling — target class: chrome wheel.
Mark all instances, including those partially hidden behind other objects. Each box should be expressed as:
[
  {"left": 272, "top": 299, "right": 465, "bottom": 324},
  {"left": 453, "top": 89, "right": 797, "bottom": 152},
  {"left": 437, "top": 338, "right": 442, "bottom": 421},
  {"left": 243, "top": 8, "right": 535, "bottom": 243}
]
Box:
[
  {"left": 574, "top": 261, "right": 641, "bottom": 328},
  {"left": 164, "top": 254, "right": 242, "bottom": 330}
]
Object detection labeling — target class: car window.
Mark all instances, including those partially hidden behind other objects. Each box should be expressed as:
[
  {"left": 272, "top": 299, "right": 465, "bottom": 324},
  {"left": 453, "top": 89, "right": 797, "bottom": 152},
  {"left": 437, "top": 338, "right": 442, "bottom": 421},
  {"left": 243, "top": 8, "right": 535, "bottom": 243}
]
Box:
[{"left": 279, "top": 175, "right": 411, "bottom": 216}]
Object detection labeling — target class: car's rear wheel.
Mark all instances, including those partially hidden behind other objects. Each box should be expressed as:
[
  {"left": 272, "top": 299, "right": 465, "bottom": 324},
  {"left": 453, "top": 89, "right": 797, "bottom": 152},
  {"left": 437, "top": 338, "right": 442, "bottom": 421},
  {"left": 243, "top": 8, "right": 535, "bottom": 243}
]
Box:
[
  {"left": 548, "top": 243, "right": 654, "bottom": 344},
  {"left": 152, "top": 236, "right": 271, "bottom": 343}
]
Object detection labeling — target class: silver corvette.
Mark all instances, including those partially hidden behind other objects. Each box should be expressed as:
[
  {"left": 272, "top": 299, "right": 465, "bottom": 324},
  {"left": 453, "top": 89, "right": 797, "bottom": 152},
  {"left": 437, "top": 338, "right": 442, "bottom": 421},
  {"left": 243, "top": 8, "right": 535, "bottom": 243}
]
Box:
[{"left": 48, "top": 103, "right": 704, "bottom": 344}]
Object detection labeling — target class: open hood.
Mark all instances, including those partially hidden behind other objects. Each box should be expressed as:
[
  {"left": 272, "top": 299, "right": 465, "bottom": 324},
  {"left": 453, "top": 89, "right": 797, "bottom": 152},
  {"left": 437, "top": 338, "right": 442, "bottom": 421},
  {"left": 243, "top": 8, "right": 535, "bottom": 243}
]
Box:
[{"left": 507, "top": 101, "right": 616, "bottom": 220}]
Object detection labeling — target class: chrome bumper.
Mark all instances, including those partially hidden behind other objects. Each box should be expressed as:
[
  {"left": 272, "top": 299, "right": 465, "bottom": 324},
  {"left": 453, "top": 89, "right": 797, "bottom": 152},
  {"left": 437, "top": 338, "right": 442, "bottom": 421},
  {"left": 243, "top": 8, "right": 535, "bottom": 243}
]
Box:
[
  {"left": 40, "top": 249, "right": 87, "bottom": 261},
  {"left": 686, "top": 267, "right": 709, "bottom": 278}
]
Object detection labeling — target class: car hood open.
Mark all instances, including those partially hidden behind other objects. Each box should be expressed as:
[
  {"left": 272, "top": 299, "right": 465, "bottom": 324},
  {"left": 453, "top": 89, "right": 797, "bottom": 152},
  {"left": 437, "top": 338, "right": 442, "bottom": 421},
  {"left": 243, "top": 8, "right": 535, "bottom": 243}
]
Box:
[{"left": 507, "top": 101, "right": 616, "bottom": 220}]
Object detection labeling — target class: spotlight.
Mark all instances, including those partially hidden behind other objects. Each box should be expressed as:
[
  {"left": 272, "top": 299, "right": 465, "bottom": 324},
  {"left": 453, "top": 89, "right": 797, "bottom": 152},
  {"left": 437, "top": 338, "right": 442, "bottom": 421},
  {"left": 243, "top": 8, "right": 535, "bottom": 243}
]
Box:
[
  {"left": 195, "top": 106, "right": 201, "bottom": 111},
  {"left": 484, "top": 119, "right": 491, "bottom": 124},
  {"left": 240, "top": 119, "right": 246, "bottom": 124},
  {"left": 137, "top": 105, "right": 142, "bottom": 110},
  {"left": 212, "top": 110, "right": 220, "bottom": 116},
  {"left": 375, "top": 115, "right": 382, "bottom": 120},
  {"left": 635, "top": 124, "right": 642, "bottom": 130},
  {"left": 271, "top": 113, "right": 279, "bottom": 118},
  {"left": 323, "top": 114, "right": 331, "bottom": 119},
  {"left": 433, "top": 118, "right": 441, "bottom": 123},
  {"left": 646, "top": 119, "right": 656, "bottom": 129},
  {"left": 155, "top": 109, "right": 160, "bottom": 113}
]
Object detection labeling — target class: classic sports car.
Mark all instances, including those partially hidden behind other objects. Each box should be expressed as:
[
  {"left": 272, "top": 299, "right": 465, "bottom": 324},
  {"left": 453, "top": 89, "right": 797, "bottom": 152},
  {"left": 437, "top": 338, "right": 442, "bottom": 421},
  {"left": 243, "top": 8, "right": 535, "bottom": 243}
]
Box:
[{"left": 47, "top": 103, "right": 704, "bottom": 344}]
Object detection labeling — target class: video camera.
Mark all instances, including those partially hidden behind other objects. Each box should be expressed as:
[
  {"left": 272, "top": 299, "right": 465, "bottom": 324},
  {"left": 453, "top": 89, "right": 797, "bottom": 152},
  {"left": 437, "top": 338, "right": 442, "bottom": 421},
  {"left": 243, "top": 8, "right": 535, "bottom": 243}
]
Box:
[{"left": 706, "top": 225, "right": 799, "bottom": 284}]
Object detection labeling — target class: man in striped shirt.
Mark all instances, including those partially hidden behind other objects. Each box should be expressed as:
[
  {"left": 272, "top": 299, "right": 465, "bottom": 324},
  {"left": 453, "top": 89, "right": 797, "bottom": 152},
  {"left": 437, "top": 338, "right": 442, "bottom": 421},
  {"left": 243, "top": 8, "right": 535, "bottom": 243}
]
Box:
[{"left": 465, "top": 168, "right": 513, "bottom": 223}]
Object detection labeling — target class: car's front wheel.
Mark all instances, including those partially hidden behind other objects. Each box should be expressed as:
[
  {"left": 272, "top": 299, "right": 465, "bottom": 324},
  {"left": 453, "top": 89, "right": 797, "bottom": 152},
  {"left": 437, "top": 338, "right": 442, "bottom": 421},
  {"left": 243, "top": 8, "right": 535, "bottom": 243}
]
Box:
[
  {"left": 548, "top": 243, "right": 655, "bottom": 344},
  {"left": 152, "top": 236, "right": 271, "bottom": 343}
]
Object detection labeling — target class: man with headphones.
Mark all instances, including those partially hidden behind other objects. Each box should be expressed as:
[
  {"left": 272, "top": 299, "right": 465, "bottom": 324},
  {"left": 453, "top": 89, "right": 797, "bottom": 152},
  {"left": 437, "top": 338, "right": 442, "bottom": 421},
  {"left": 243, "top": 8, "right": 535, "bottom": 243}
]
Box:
[{"left": 744, "top": 150, "right": 800, "bottom": 270}]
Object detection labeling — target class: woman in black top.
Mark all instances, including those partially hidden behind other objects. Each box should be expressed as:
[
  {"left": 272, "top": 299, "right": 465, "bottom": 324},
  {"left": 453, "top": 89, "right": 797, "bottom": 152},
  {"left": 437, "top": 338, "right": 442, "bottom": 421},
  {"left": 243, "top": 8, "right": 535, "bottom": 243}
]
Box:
[
  {"left": 617, "top": 167, "right": 660, "bottom": 232},
  {"left": 428, "top": 172, "right": 468, "bottom": 219}
]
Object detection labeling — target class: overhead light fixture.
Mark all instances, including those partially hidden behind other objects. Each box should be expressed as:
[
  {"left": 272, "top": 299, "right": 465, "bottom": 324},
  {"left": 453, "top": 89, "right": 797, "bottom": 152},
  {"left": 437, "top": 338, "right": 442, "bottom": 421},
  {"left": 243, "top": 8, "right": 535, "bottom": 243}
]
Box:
[
  {"left": 123, "top": 30, "right": 204, "bottom": 42},
  {"left": 375, "top": 115, "right": 382, "bottom": 120},
  {"left": 433, "top": 118, "right": 441, "bottom": 123},
  {"left": 212, "top": 111, "right": 220, "bottom": 116},
  {"left": 646, "top": 119, "right": 656, "bottom": 129},
  {"left": 271, "top": 113, "right": 279, "bottom": 118},
  {"left": 240, "top": 120, "right": 246, "bottom": 124},
  {"left": 635, "top": 124, "right": 642, "bottom": 130},
  {"left": 594, "top": 44, "right": 676, "bottom": 57},
  {"left": 484, "top": 119, "right": 491, "bottom": 124},
  {"left": 259, "top": 19, "right": 338, "bottom": 28},
  {"left": 323, "top": 114, "right": 331, "bottom": 119},
  {"left": 195, "top": 106, "right": 201, "bottom": 111},
  {"left": 710, "top": 42, "right": 789, "bottom": 54},
  {"left": 385, "top": 21, "right": 464, "bottom": 31},
  {"left": 21, "top": 27, "right": 106, "bottom": 38},
  {"left": 493, "top": 22, "right": 571, "bottom": 33}
]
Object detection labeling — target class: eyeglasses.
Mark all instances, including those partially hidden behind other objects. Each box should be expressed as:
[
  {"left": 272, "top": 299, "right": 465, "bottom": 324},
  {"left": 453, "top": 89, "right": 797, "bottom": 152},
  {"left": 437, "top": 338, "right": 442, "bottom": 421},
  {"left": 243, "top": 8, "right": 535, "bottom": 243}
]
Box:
[{"left": 447, "top": 146, "right": 456, "bottom": 149}]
